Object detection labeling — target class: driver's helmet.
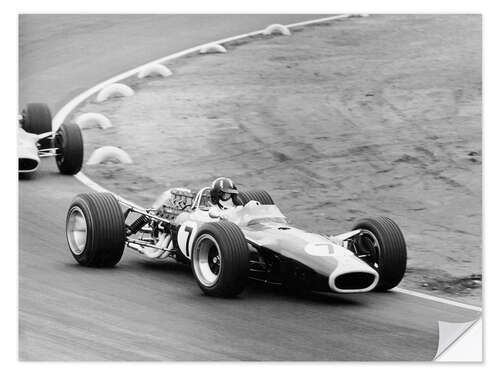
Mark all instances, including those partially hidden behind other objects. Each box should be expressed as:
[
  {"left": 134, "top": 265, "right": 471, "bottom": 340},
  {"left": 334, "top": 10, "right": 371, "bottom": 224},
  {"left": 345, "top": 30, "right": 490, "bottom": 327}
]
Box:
[{"left": 210, "top": 177, "right": 239, "bottom": 209}]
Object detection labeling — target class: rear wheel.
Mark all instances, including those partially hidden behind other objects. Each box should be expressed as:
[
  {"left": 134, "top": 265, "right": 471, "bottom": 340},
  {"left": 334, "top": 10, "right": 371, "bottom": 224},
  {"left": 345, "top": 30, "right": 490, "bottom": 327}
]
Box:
[
  {"left": 66, "top": 192, "right": 125, "bottom": 267},
  {"left": 191, "top": 221, "right": 249, "bottom": 297},
  {"left": 53, "top": 123, "right": 84, "bottom": 175},
  {"left": 21, "top": 103, "right": 52, "bottom": 149},
  {"left": 238, "top": 190, "right": 274, "bottom": 205},
  {"left": 352, "top": 217, "right": 407, "bottom": 290}
]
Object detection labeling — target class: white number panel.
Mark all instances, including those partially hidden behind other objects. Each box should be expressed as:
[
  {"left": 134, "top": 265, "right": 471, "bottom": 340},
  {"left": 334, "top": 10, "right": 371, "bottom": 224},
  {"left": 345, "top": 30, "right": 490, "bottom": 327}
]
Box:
[{"left": 177, "top": 220, "right": 199, "bottom": 259}]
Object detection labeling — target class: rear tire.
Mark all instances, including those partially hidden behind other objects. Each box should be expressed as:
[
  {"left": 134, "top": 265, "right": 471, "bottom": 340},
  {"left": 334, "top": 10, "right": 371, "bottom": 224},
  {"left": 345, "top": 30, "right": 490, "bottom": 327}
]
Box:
[
  {"left": 66, "top": 192, "right": 125, "bottom": 267},
  {"left": 352, "top": 217, "right": 407, "bottom": 290},
  {"left": 238, "top": 190, "right": 274, "bottom": 205},
  {"left": 21, "top": 103, "right": 52, "bottom": 149},
  {"left": 53, "top": 123, "right": 84, "bottom": 175},
  {"left": 191, "top": 221, "right": 249, "bottom": 297}
]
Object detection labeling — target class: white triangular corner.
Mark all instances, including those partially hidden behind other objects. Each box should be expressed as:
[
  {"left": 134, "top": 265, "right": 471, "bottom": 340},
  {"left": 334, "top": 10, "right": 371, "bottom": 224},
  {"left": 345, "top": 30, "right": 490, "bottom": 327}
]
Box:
[{"left": 435, "top": 318, "right": 482, "bottom": 362}]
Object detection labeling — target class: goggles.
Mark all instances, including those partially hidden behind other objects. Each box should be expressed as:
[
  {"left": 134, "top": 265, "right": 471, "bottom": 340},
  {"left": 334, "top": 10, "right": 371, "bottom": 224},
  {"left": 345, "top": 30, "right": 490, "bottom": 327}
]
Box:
[{"left": 220, "top": 192, "right": 232, "bottom": 201}]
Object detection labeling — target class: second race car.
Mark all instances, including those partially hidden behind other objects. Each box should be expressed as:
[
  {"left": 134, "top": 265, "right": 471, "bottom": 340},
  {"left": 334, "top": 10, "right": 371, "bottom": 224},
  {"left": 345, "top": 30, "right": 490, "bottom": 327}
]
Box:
[{"left": 18, "top": 103, "right": 83, "bottom": 176}]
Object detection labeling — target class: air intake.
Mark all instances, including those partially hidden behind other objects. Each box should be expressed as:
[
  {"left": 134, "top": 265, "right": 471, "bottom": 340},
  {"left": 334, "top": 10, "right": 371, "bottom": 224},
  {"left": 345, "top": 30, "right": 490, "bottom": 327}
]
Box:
[
  {"left": 335, "top": 272, "right": 376, "bottom": 290},
  {"left": 19, "top": 158, "right": 39, "bottom": 172}
]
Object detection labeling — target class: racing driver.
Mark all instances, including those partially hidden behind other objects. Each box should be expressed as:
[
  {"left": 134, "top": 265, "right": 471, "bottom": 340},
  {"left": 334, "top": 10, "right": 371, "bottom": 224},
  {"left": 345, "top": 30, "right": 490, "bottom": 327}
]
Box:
[{"left": 208, "top": 177, "right": 240, "bottom": 217}]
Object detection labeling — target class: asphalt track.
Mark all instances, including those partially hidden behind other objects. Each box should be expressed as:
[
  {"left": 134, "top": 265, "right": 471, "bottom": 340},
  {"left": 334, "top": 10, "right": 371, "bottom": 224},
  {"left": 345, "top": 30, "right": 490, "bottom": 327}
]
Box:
[{"left": 19, "top": 15, "right": 480, "bottom": 361}]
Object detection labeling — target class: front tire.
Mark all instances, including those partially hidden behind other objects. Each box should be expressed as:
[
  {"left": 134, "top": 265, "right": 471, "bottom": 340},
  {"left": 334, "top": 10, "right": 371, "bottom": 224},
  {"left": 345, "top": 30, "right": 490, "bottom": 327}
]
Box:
[
  {"left": 66, "top": 192, "right": 125, "bottom": 267},
  {"left": 53, "top": 123, "right": 84, "bottom": 175},
  {"left": 191, "top": 221, "right": 249, "bottom": 297},
  {"left": 352, "top": 217, "right": 407, "bottom": 290}
]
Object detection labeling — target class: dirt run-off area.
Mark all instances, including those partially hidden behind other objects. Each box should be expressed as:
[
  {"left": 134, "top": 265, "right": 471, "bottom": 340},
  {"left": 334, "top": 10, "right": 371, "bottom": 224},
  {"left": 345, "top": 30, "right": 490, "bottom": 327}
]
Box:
[{"left": 73, "top": 15, "right": 482, "bottom": 305}]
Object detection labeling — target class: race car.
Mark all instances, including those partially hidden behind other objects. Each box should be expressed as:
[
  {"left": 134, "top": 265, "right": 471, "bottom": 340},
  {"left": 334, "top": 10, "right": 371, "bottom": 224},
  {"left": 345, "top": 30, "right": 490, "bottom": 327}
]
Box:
[
  {"left": 65, "top": 186, "right": 407, "bottom": 297},
  {"left": 18, "top": 103, "right": 83, "bottom": 176}
]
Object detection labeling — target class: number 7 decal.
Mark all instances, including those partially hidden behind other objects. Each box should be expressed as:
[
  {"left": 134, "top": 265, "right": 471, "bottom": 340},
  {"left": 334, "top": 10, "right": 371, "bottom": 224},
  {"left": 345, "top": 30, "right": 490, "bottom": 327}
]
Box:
[{"left": 184, "top": 225, "right": 193, "bottom": 257}]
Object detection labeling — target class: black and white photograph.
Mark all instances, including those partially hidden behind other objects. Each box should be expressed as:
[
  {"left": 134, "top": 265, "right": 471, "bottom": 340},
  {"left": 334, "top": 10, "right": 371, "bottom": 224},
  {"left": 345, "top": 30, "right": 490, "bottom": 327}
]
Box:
[{"left": 9, "top": 1, "right": 496, "bottom": 367}]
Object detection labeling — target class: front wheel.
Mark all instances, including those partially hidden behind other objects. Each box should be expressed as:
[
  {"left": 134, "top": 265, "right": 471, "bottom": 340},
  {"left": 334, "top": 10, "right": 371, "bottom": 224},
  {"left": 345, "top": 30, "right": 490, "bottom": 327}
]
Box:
[
  {"left": 66, "top": 192, "right": 125, "bottom": 267},
  {"left": 352, "top": 217, "right": 407, "bottom": 290},
  {"left": 53, "top": 123, "right": 84, "bottom": 175},
  {"left": 191, "top": 221, "right": 249, "bottom": 297}
]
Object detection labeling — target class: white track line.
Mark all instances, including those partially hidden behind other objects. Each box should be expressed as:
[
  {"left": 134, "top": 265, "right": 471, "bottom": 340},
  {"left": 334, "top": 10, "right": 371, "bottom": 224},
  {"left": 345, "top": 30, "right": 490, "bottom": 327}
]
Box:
[
  {"left": 393, "top": 287, "right": 482, "bottom": 312},
  {"left": 73, "top": 172, "right": 141, "bottom": 209},
  {"left": 54, "top": 14, "right": 482, "bottom": 313},
  {"left": 286, "top": 14, "right": 351, "bottom": 28}
]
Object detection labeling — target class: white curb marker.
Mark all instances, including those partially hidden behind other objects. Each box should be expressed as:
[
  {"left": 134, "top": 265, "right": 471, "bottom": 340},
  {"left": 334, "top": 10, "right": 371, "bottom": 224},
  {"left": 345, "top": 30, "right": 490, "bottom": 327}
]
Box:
[
  {"left": 75, "top": 112, "right": 112, "bottom": 129},
  {"left": 86, "top": 146, "right": 133, "bottom": 165},
  {"left": 137, "top": 64, "right": 172, "bottom": 79},
  {"left": 96, "top": 83, "right": 134, "bottom": 103},
  {"left": 263, "top": 24, "right": 291, "bottom": 36},
  {"left": 199, "top": 43, "right": 227, "bottom": 54}
]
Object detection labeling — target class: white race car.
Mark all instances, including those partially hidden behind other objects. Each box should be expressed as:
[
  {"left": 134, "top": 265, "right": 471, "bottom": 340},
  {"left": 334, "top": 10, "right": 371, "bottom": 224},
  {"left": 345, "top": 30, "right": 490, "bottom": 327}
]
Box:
[
  {"left": 66, "top": 187, "right": 407, "bottom": 297},
  {"left": 18, "top": 103, "right": 83, "bottom": 176}
]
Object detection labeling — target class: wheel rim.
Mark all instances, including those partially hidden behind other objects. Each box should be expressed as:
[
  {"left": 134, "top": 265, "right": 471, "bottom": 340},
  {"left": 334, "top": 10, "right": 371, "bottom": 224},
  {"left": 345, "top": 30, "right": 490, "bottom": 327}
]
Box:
[
  {"left": 192, "top": 234, "right": 221, "bottom": 287},
  {"left": 67, "top": 206, "right": 87, "bottom": 255},
  {"left": 356, "top": 229, "right": 381, "bottom": 270}
]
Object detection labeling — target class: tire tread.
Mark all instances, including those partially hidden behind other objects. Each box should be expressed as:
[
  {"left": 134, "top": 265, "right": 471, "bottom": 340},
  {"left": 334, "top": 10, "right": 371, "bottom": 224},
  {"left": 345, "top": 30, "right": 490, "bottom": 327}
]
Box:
[
  {"left": 67, "top": 192, "right": 125, "bottom": 267},
  {"left": 192, "top": 221, "right": 248, "bottom": 297},
  {"left": 353, "top": 216, "right": 406, "bottom": 290},
  {"left": 55, "top": 123, "right": 84, "bottom": 175}
]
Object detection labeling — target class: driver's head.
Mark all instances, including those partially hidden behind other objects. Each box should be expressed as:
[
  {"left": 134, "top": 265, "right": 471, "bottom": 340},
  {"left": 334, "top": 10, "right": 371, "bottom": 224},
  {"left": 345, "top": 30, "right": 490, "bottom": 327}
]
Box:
[{"left": 210, "top": 177, "right": 239, "bottom": 208}]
